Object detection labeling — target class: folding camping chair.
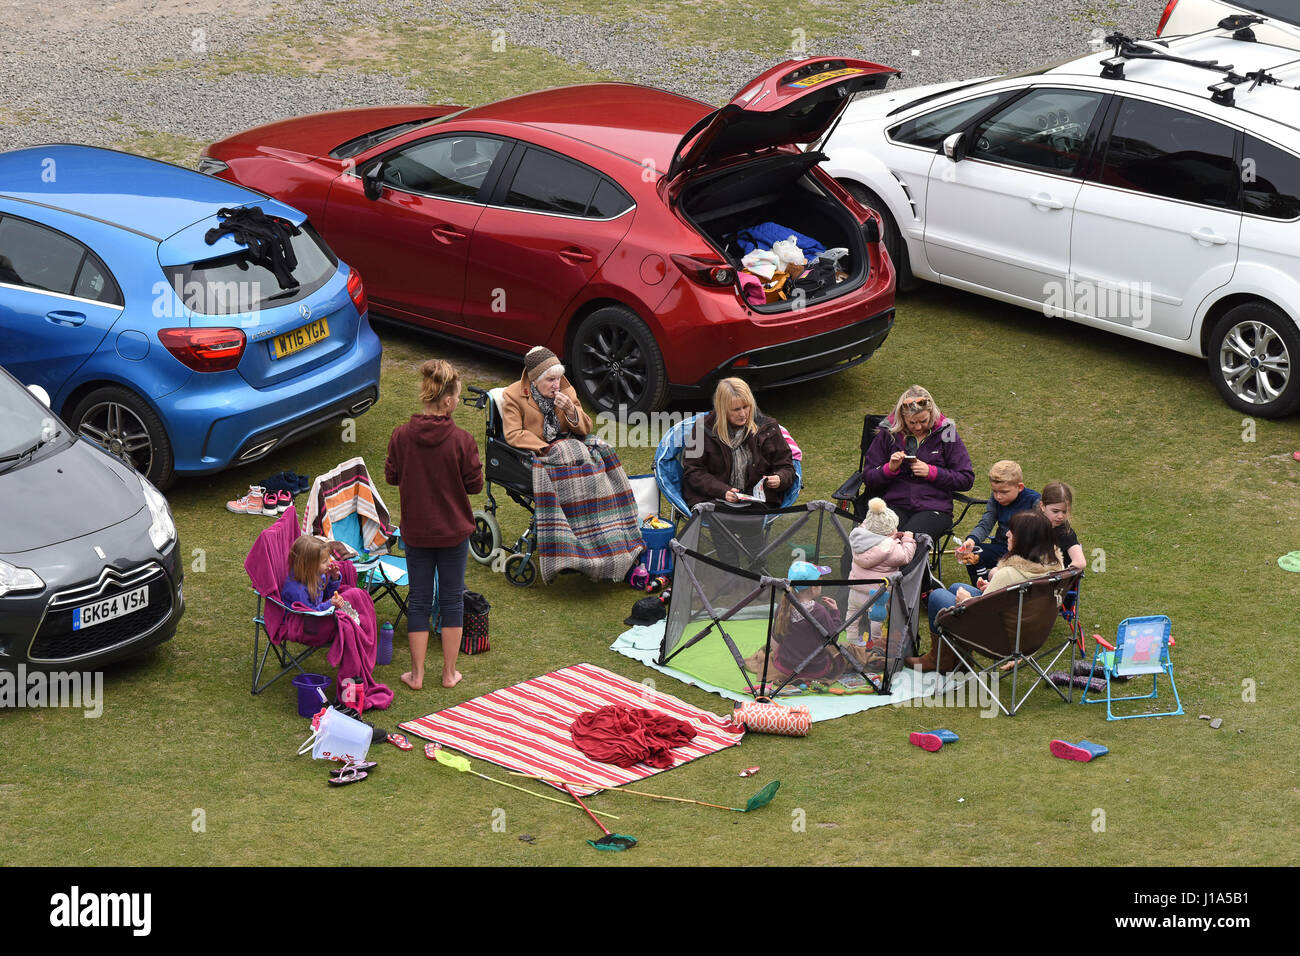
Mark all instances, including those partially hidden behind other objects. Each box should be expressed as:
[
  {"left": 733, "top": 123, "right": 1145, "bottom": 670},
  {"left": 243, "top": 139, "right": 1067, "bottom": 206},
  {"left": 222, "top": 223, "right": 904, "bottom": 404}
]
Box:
[
  {"left": 933, "top": 567, "right": 1083, "bottom": 716},
  {"left": 831, "top": 412, "right": 984, "bottom": 578},
  {"left": 246, "top": 506, "right": 342, "bottom": 695},
  {"left": 1081, "top": 615, "right": 1183, "bottom": 720},
  {"left": 300, "top": 457, "right": 408, "bottom": 624}
]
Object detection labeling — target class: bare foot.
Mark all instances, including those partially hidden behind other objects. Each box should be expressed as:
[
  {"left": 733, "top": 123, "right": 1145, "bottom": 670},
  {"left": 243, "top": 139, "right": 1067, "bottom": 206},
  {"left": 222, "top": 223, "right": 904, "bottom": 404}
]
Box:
[
  {"left": 401, "top": 671, "right": 423, "bottom": 690},
  {"left": 441, "top": 669, "right": 463, "bottom": 688}
]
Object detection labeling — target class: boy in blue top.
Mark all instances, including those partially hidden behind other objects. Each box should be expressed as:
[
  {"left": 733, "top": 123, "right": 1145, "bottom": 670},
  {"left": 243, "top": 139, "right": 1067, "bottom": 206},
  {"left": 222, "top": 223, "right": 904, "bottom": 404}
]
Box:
[{"left": 959, "top": 460, "right": 1040, "bottom": 584}]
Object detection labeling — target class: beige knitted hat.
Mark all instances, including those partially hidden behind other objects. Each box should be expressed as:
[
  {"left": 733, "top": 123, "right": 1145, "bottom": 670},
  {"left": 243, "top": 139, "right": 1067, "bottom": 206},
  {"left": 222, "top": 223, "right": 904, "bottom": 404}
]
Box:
[
  {"left": 524, "top": 346, "right": 562, "bottom": 381},
  {"left": 861, "top": 497, "right": 899, "bottom": 535}
]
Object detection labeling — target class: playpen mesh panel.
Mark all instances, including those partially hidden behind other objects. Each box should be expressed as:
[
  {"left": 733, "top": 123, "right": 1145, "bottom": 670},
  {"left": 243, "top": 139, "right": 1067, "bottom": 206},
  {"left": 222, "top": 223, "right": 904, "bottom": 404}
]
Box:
[{"left": 661, "top": 504, "right": 927, "bottom": 694}]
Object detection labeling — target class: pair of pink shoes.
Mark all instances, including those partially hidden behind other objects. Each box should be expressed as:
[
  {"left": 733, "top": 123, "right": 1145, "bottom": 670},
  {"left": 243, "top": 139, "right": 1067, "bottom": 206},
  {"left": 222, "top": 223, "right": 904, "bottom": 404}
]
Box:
[{"left": 226, "top": 485, "right": 292, "bottom": 516}]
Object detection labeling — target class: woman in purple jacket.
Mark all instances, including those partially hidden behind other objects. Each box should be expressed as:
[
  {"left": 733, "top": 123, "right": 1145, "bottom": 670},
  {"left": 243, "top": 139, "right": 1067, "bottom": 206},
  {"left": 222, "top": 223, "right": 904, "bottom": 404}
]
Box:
[{"left": 861, "top": 386, "right": 974, "bottom": 544}]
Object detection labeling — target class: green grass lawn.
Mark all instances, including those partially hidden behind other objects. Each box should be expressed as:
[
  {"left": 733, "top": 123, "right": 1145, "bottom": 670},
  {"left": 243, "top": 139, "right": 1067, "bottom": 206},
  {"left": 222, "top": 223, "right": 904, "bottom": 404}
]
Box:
[{"left": 4, "top": 285, "right": 1298, "bottom": 866}]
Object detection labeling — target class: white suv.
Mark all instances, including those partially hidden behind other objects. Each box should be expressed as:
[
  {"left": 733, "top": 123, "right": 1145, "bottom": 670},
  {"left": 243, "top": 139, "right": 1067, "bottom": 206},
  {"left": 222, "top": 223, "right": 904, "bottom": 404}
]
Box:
[
  {"left": 1158, "top": 1, "right": 1300, "bottom": 49},
  {"left": 823, "top": 26, "right": 1300, "bottom": 416}
]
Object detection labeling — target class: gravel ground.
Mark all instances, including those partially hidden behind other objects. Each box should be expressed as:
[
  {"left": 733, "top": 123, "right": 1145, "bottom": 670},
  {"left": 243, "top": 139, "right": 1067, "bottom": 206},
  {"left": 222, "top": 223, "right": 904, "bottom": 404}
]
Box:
[{"left": 0, "top": 0, "right": 1158, "bottom": 155}]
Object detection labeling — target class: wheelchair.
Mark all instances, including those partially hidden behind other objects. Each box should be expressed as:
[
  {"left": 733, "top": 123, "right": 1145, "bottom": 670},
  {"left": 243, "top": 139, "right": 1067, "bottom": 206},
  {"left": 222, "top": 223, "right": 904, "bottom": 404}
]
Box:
[
  {"left": 463, "top": 385, "right": 542, "bottom": 588},
  {"left": 831, "top": 412, "right": 986, "bottom": 579}
]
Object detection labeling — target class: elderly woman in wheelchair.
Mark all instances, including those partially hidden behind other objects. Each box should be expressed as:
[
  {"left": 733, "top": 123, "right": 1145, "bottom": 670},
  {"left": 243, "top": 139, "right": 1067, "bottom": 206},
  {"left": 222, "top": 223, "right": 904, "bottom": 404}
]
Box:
[{"left": 500, "top": 346, "right": 594, "bottom": 453}]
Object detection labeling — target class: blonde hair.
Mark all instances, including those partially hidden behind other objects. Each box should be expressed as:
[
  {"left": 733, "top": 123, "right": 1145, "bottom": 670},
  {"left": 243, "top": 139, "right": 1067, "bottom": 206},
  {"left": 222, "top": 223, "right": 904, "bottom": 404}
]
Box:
[
  {"left": 1039, "top": 480, "right": 1075, "bottom": 531},
  {"left": 420, "top": 359, "right": 460, "bottom": 407},
  {"left": 887, "top": 385, "right": 941, "bottom": 437},
  {"left": 989, "top": 460, "right": 1024, "bottom": 485},
  {"left": 287, "top": 535, "right": 330, "bottom": 603},
  {"left": 712, "top": 377, "right": 759, "bottom": 448}
]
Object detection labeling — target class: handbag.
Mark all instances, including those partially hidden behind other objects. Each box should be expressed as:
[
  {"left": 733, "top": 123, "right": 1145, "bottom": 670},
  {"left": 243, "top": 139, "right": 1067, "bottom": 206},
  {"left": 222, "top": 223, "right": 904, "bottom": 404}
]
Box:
[
  {"left": 460, "top": 590, "right": 490, "bottom": 654},
  {"left": 732, "top": 698, "right": 811, "bottom": 736}
]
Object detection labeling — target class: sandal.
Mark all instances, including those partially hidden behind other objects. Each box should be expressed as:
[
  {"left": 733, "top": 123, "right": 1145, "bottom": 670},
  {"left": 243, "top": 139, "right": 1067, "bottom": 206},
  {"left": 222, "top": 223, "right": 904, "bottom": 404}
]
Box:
[
  {"left": 329, "top": 765, "right": 368, "bottom": 786},
  {"left": 330, "top": 760, "right": 376, "bottom": 776},
  {"left": 387, "top": 733, "right": 413, "bottom": 751},
  {"left": 424, "top": 742, "right": 441, "bottom": 760}
]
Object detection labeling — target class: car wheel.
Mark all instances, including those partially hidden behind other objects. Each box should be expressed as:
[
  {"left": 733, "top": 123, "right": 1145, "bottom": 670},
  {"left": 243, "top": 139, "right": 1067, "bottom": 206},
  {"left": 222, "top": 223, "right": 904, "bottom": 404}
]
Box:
[
  {"left": 841, "top": 181, "right": 916, "bottom": 292},
  {"left": 469, "top": 510, "right": 501, "bottom": 565},
  {"left": 70, "top": 386, "right": 175, "bottom": 490},
  {"left": 570, "top": 306, "right": 667, "bottom": 415},
  {"left": 1208, "top": 303, "right": 1300, "bottom": 418}
]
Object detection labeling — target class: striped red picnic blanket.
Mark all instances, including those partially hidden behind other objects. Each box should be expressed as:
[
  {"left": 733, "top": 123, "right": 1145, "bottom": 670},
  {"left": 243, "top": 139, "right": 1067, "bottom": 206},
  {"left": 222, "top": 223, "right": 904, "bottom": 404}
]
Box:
[{"left": 398, "top": 663, "right": 744, "bottom": 796}]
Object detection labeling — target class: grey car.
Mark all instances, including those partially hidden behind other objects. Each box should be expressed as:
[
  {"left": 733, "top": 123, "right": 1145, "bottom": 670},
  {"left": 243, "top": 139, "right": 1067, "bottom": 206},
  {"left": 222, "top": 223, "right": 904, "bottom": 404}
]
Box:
[{"left": 0, "top": 366, "right": 183, "bottom": 671}]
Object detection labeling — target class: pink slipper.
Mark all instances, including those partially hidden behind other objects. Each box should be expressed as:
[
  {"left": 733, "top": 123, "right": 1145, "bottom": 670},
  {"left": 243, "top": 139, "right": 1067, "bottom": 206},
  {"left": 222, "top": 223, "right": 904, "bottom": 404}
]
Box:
[{"left": 387, "top": 733, "right": 413, "bottom": 751}]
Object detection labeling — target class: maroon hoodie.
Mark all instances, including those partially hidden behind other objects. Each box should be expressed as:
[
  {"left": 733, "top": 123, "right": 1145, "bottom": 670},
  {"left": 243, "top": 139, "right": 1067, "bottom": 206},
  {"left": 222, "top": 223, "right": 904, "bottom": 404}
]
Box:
[{"left": 385, "top": 414, "right": 484, "bottom": 548}]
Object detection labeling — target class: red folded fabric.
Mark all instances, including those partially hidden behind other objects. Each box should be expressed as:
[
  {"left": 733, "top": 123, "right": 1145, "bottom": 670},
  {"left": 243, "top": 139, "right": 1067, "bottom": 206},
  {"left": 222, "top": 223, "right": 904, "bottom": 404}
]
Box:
[{"left": 570, "top": 705, "right": 697, "bottom": 769}]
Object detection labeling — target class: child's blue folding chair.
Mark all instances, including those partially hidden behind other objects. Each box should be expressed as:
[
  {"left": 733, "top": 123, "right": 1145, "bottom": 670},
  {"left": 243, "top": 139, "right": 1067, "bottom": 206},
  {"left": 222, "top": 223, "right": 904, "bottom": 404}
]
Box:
[{"left": 1080, "top": 615, "right": 1183, "bottom": 720}]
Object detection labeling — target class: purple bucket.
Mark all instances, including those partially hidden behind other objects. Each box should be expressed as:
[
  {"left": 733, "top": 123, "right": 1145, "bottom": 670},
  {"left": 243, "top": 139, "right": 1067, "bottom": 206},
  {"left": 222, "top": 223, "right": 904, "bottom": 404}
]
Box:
[{"left": 291, "top": 673, "right": 331, "bottom": 718}]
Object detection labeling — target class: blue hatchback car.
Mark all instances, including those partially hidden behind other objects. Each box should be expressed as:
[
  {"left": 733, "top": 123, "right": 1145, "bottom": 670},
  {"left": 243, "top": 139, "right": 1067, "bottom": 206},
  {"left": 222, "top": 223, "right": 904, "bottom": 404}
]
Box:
[{"left": 0, "top": 145, "right": 382, "bottom": 489}]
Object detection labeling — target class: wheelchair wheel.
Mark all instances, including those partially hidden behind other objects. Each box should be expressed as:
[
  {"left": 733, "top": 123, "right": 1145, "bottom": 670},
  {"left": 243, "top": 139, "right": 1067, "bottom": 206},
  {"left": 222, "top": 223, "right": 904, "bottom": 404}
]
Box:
[
  {"left": 504, "top": 553, "right": 537, "bottom": 588},
  {"left": 469, "top": 510, "right": 501, "bottom": 565}
]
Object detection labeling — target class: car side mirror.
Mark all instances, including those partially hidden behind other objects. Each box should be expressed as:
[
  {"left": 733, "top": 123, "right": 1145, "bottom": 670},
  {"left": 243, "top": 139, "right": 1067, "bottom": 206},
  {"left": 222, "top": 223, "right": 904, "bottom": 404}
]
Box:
[
  {"left": 362, "top": 162, "right": 385, "bottom": 201},
  {"left": 942, "top": 132, "right": 966, "bottom": 162},
  {"left": 27, "top": 384, "right": 51, "bottom": 407}
]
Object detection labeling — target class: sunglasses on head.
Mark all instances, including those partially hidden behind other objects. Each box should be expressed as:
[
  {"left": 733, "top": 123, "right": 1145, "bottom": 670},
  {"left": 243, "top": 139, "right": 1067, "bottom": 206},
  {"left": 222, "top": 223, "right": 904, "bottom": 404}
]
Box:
[{"left": 902, "top": 400, "right": 931, "bottom": 413}]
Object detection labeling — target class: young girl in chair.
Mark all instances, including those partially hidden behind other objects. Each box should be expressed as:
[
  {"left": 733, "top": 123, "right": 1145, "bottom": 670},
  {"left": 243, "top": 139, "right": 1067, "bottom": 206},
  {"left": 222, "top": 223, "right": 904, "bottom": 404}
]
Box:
[{"left": 283, "top": 535, "right": 347, "bottom": 612}]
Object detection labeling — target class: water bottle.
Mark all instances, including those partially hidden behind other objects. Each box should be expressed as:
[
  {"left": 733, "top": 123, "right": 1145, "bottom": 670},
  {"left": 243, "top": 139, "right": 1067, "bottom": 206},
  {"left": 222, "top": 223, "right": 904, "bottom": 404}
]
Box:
[{"left": 377, "top": 621, "right": 395, "bottom": 666}]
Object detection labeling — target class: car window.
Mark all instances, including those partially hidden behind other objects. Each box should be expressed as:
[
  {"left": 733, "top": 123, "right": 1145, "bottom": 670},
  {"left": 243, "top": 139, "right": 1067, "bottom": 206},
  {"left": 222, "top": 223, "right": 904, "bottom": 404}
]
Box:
[
  {"left": 0, "top": 216, "right": 91, "bottom": 297},
  {"left": 888, "top": 93, "right": 1003, "bottom": 149},
  {"left": 968, "top": 88, "right": 1105, "bottom": 176},
  {"left": 71, "top": 252, "right": 122, "bottom": 305},
  {"left": 505, "top": 148, "right": 600, "bottom": 216},
  {"left": 381, "top": 136, "right": 504, "bottom": 200},
  {"left": 586, "top": 179, "right": 634, "bottom": 218},
  {"left": 1242, "top": 135, "right": 1300, "bottom": 220},
  {"left": 165, "top": 223, "right": 337, "bottom": 315},
  {"left": 1099, "top": 99, "right": 1238, "bottom": 208}
]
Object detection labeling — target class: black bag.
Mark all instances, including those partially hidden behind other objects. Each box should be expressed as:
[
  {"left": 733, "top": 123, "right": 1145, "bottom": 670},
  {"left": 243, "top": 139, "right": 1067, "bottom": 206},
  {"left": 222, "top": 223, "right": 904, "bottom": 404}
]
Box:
[{"left": 461, "top": 590, "right": 490, "bottom": 654}]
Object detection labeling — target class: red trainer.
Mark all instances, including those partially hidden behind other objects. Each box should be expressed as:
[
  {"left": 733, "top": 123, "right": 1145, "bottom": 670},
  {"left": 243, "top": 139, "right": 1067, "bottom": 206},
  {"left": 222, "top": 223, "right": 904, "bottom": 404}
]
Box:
[{"left": 226, "top": 485, "right": 265, "bottom": 515}]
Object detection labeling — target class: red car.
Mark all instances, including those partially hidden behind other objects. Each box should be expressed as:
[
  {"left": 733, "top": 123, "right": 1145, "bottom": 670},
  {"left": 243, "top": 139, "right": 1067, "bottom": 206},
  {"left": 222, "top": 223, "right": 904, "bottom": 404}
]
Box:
[{"left": 201, "top": 58, "right": 899, "bottom": 412}]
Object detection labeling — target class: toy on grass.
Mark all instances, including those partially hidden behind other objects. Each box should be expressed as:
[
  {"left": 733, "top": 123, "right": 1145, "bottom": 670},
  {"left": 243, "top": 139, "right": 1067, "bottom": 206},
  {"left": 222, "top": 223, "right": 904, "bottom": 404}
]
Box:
[
  {"left": 512, "top": 772, "right": 779, "bottom": 814},
  {"left": 909, "top": 729, "right": 959, "bottom": 752},
  {"left": 424, "top": 743, "right": 620, "bottom": 819},
  {"left": 562, "top": 783, "right": 638, "bottom": 851},
  {"left": 1050, "top": 739, "right": 1109, "bottom": 762}
]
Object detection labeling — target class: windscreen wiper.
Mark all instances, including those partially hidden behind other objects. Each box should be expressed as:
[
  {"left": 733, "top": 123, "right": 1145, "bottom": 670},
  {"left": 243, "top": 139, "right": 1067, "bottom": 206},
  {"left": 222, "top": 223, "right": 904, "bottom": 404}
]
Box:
[{"left": 0, "top": 432, "right": 58, "bottom": 475}]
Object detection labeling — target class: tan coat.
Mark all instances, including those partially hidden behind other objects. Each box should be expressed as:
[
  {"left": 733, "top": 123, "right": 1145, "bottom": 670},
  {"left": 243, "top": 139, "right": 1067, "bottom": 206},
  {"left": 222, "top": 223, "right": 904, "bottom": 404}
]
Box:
[
  {"left": 500, "top": 370, "right": 594, "bottom": 453},
  {"left": 983, "top": 553, "right": 1064, "bottom": 595}
]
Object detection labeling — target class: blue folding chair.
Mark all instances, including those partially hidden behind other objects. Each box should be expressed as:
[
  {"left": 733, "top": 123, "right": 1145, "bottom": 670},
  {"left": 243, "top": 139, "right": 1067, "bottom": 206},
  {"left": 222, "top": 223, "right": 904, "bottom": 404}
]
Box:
[{"left": 1081, "top": 615, "right": 1183, "bottom": 720}]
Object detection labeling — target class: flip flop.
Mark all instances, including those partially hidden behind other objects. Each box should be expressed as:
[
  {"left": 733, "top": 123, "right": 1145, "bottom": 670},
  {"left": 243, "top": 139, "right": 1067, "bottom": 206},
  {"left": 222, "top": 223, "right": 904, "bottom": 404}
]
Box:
[
  {"left": 387, "top": 733, "right": 413, "bottom": 751},
  {"left": 330, "top": 760, "right": 376, "bottom": 776},
  {"left": 424, "top": 742, "right": 441, "bottom": 760},
  {"left": 329, "top": 767, "right": 368, "bottom": 786}
]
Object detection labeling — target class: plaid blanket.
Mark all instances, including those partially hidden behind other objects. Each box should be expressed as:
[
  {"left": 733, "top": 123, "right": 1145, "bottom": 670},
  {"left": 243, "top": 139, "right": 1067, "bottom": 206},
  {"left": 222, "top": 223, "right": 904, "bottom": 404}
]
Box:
[{"left": 532, "top": 437, "right": 644, "bottom": 584}]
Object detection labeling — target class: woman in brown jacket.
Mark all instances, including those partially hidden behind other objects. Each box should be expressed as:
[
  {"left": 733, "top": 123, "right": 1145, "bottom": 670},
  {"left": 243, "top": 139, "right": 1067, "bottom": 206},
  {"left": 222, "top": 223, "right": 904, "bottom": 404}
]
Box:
[
  {"left": 683, "top": 378, "right": 795, "bottom": 509},
  {"left": 500, "top": 346, "right": 594, "bottom": 453}
]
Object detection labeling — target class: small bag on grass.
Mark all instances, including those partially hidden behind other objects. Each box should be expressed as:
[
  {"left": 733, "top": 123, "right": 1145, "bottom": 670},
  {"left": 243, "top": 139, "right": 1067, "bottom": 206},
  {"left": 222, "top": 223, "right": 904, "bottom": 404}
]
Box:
[
  {"left": 460, "top": 590, "right": 491, "bottom": 654},
  {"left": 733, "top": 698, "right": 811, "bottom": 737}
]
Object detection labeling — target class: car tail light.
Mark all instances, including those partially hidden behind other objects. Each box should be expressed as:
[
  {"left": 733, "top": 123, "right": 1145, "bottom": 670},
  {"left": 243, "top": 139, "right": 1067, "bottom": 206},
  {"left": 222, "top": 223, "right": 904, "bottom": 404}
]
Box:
[
  {"left": 347, "top": 268, "right": 367, "bottom": 315},
  {"left": 1156, "top": 0, "right": 1179, "bottom": 35},
  {"left": 158, "top": 327, "right": 246, "bottom": 372},
  {"left": 671, "top": 254, "right": 736, "bottom": 288}
]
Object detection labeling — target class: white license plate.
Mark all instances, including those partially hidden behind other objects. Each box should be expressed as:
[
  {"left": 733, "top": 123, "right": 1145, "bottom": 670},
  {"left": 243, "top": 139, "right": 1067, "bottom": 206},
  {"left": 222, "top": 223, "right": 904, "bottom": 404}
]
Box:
[{"left": 72, "top": 585, "right": 149, "bottom": 631}]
